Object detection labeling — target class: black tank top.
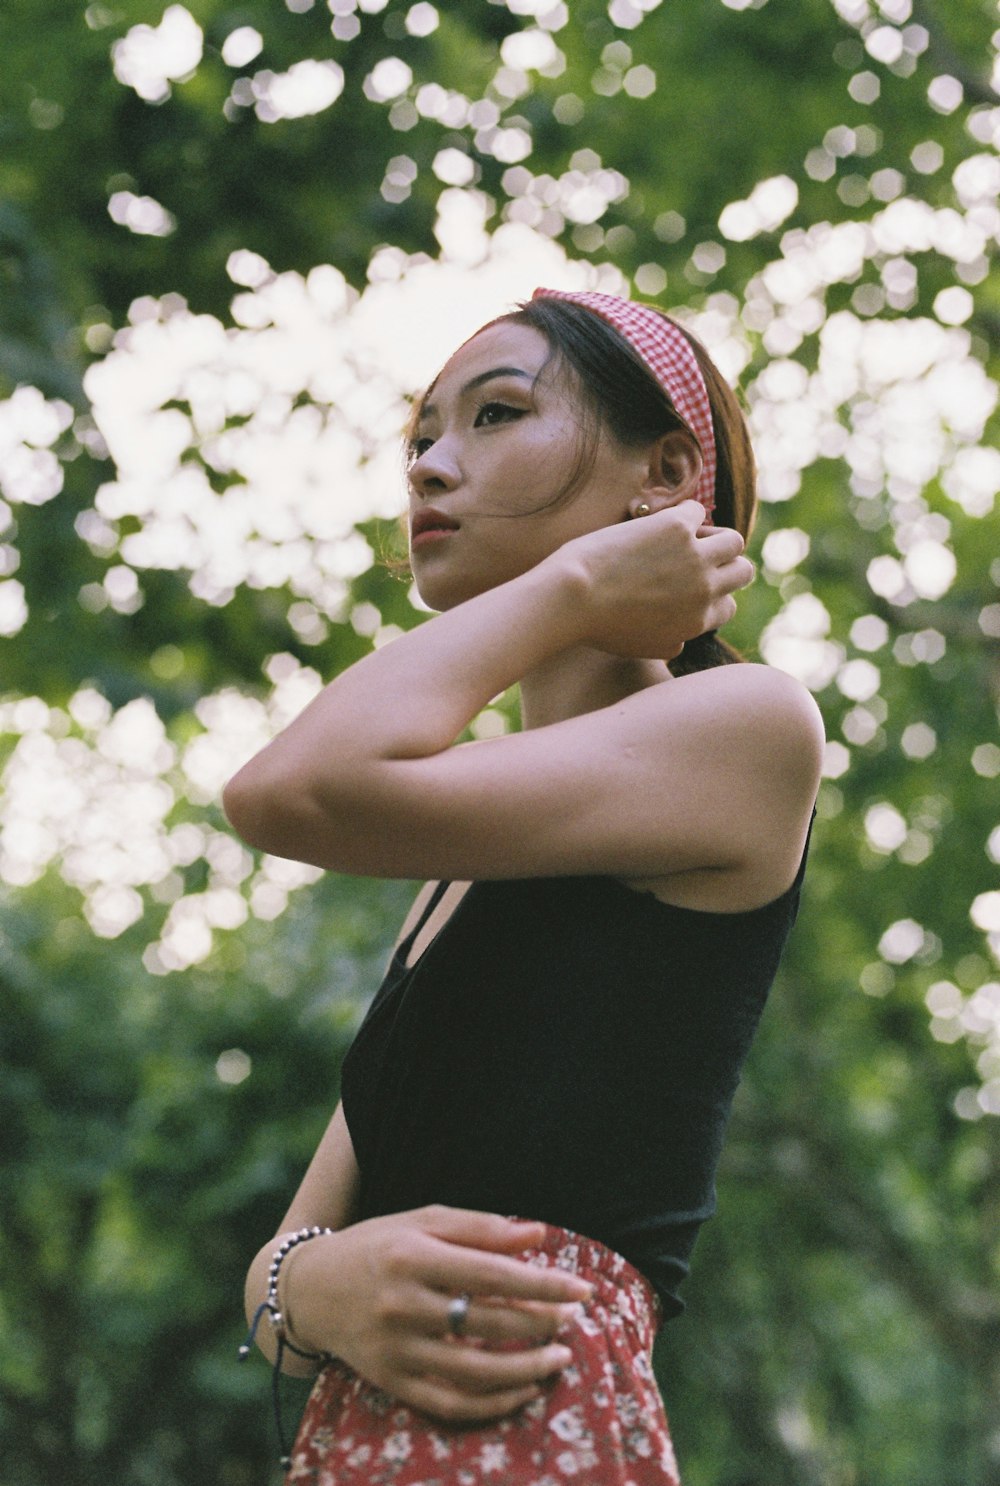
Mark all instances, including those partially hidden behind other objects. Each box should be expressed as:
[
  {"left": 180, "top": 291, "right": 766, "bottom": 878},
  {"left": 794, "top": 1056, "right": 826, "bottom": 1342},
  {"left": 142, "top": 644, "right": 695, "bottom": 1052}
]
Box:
[{"left": 341, "top": 833, "right": 810, "bottom": 1317}]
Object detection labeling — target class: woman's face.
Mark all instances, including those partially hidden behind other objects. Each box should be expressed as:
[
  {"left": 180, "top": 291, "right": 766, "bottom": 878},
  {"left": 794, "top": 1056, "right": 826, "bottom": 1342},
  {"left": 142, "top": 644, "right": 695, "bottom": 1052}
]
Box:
[{"left": 407, "top": 320, "right": 652, "bottom": 610}]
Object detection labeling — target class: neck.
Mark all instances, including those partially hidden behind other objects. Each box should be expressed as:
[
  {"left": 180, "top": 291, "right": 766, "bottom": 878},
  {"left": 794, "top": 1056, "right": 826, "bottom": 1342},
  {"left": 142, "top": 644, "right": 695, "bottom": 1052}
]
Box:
[{"left": 519, "top": 646, "right": 672, "bottom": 731}]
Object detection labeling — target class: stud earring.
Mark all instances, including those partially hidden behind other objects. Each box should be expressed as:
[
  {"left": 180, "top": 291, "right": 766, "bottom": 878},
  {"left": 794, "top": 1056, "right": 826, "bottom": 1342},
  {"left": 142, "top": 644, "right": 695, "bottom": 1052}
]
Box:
[{"left": 635, "top": 502, "right": 651, "bottom": 518}]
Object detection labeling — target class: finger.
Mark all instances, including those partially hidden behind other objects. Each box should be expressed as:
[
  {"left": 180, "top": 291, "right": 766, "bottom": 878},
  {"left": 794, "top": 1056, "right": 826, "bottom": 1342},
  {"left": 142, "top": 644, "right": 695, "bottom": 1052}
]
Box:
[
  {"left": 696, "top": 526, "right": 746, "bottom": 560},
  {"left": 713, "top": 555, "right": 754, "bottom": 594},
  {"left": 408, "top": 1211, "right": 593, "bottom": 1300},
  {"left": 735, "top": 555, "right": 755, "bottom": 588},
  {"left": 416, "top": 1206, "right": 549, "bottom": 1255},
  {"left": 706, "top": 595, "right": 739, "bottom": 631},
  {"left": 476, "top": 1297, "right": 583, "bottom": 1342},
  {"left": 401, "top": 1375, "right": 544, "bottom": 1425},
  {"left": 417, "top": 1238, "right": 593, "bottom": 1303},
  {"left": 417, "top": 1292, "right": 577, "bottom": 1347},
  {"left": 402, "top": 1287, "right": 571, "bottom": 1346},
  {"left": 405, "top": 1336, "right": 573, "bottom": 1394}
]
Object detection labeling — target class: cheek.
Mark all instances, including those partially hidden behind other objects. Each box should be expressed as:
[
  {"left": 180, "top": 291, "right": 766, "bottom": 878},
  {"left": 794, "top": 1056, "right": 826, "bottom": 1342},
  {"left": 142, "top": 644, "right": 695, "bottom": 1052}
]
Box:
[{"left": 494, "top": 425, "right": 582, "bottom": 515}]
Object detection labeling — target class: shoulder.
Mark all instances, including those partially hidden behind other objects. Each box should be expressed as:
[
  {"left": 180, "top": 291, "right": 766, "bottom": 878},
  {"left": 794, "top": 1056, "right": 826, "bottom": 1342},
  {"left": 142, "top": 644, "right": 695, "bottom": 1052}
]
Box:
[
  {"left": 648, "top": 662, "right": 823, "bottom": 764},
  {"left": 624, "top": 661, "right": 823, "bottom": 821},
  {"left": 723, "top": 663, "right": 825, "bottom": 787},
  {"left": 673, "top": 658, "right": 820, "bottom": 710},
  {"left": 691, "top": 662, "right": 824, "bottom": 741},
  {"left": 648, "top": 662, "right": 824, "bottom": 833},
  {"left": 624, "top": 665, "right": 822, "bottom": 908}
]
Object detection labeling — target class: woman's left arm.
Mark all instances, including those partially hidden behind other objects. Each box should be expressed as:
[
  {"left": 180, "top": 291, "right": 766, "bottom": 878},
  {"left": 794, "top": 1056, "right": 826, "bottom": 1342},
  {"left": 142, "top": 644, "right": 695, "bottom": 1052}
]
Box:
[{"left": 223, "top": 503, "right": 821, "bottom": 883}]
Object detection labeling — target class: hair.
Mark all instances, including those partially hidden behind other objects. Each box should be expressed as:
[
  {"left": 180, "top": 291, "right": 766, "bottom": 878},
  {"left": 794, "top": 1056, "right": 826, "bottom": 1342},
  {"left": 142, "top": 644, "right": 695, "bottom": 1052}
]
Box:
[{"left": 403, "top": 296, "right": 758, "bottom": 676}]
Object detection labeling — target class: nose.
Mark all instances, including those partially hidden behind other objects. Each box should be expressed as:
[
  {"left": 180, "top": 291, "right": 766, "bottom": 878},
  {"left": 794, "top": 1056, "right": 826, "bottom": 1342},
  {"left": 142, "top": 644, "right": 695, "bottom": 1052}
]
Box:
[{"left": 409, "top": 438, "right": 460, "bottom": 499}]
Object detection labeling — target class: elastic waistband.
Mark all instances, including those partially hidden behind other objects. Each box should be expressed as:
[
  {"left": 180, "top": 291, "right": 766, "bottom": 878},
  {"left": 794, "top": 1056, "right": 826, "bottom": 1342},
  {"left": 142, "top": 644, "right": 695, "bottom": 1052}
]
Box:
[{"left": 511, "top": 1220, "right": 662, "bottom": 1348}]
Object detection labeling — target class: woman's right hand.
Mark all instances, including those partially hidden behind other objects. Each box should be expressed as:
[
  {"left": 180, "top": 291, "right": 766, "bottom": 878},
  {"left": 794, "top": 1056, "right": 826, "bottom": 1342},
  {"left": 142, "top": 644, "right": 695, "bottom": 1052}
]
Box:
[
  {"left": 560, "top": 497, "right": 753, "bottom": 660},
  {"left": 282, "top": 1205, "right": 592, "bottom": 1423}
]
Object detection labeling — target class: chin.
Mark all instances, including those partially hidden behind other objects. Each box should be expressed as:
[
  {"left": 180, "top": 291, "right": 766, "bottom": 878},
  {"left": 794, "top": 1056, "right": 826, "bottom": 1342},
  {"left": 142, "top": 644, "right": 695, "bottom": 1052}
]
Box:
[
  {"left": 409, "top": 553, "right": 491, "bottom": 612},
  {"left": 413, "top": 578, "right": 482, "bottom": 612},
  {"left": 411, "top": 548, "right": 542, "bottom": 612}
]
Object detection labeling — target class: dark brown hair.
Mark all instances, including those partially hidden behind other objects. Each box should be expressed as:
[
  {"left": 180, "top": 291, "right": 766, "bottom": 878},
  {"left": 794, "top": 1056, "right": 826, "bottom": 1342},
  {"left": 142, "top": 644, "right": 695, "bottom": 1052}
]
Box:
[{"left": 404, "top": 297, "right": 758, "bottom": 674}]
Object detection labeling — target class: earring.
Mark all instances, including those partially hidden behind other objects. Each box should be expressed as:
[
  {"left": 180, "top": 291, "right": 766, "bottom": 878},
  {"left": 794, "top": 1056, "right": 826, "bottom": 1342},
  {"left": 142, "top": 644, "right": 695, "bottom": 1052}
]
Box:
[{"left": 635, "top": 502, "right": 651, "bottom": 518}]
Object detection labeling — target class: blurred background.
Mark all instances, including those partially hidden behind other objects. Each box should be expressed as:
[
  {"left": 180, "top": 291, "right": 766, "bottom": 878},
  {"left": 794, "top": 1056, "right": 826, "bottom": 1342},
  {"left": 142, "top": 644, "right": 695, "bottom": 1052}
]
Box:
[{"left": 1, "top": 0, "right": 999, "bottom": 1481}]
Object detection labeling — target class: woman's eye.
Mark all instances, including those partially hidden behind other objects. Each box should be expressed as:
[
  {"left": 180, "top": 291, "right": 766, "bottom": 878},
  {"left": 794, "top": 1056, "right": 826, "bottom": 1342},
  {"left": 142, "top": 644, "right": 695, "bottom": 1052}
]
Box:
[
  {"left": 474, "top": 401, "right": 524, "bottom": 428},
  {"left": 410, "top": 436, "right": 434, "bottom": 459}
]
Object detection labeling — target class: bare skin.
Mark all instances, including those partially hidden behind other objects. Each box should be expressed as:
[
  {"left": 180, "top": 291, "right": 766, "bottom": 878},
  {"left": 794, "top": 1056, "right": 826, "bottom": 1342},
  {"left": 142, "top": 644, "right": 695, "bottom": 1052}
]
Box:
[{"left": 230, "top": 320, "right": 825, "bottom": 1423}]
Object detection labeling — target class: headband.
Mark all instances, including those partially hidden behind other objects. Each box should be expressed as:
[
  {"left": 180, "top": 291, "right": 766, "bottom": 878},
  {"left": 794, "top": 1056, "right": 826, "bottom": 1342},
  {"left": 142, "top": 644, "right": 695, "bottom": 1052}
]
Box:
[{"left": 531, "top": 287, "right": 717, "bottom": 521}]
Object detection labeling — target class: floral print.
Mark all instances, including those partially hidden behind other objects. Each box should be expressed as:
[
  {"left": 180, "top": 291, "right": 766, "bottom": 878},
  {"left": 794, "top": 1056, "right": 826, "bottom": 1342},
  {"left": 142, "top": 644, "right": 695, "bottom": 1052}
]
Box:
[{"left": 285, "top": 1224, "right": 679, "bottom": 1486}]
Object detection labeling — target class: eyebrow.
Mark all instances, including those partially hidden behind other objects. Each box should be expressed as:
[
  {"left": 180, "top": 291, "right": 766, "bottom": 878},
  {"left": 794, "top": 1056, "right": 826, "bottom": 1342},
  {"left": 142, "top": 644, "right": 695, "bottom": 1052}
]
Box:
[{"left": 419, "top": 366, "right": 535, "bottom": 423}]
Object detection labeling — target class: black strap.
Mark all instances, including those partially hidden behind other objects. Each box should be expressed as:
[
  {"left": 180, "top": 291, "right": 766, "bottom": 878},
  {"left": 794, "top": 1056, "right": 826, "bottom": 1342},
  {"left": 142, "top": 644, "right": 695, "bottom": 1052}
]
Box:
[{"left": 396, "top": 879, "right": 452, "bottom": 964}]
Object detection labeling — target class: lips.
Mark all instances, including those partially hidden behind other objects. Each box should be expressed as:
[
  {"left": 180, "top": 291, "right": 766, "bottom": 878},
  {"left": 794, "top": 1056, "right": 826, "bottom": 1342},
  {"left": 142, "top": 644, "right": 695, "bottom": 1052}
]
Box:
[{"left": 411, "top": 507, "right": 460, "bottom": 545}]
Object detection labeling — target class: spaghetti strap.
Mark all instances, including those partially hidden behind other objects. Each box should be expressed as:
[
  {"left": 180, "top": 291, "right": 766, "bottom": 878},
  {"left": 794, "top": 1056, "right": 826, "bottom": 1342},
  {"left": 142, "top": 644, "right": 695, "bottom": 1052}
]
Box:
[{"left": 394, "top": 880, "right": 452, "bottom": 965}]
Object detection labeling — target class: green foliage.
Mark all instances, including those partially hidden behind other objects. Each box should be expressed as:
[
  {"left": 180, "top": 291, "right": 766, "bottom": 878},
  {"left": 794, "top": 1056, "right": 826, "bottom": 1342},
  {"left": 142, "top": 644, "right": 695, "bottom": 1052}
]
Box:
[
  {"left": 1, "top": 0, "right": 999, "bottom": 1481},
  {"left": 1, "top": 870, "right": 412, "bottom": 1484}
]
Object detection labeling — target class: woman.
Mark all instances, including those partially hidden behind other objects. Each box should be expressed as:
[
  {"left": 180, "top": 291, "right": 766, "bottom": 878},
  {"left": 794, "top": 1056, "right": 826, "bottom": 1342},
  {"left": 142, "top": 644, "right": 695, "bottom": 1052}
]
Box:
[{"left": 225, "top": 287, "right": 824, "bottom": 1484}]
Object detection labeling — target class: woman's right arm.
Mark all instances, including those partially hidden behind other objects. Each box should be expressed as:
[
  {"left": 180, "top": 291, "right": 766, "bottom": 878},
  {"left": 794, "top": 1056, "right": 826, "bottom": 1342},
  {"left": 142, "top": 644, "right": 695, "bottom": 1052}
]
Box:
[{"left": 245, "top": 1102, "right": 593, "bottom": 1420}]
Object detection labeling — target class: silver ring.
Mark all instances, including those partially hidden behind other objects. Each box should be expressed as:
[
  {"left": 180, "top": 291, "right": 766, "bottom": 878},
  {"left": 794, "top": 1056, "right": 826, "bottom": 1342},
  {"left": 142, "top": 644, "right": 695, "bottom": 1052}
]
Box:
[{"left": 446, "top": 1293, "right": 471, "bottom": 1338}]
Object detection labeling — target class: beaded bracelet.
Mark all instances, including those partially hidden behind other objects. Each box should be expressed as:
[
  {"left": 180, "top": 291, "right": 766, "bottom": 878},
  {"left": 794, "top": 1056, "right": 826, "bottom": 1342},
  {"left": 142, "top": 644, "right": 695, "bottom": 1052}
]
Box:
[{"left": 238, "top": 1225, "right": 337, "bottom": 1467}]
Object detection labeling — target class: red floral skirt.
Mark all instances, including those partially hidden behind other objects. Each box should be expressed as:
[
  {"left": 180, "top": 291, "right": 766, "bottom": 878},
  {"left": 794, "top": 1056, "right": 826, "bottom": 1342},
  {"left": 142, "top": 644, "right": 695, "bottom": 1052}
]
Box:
[{"left": 284, "top": 1223, "right": 680, "bottom": 1485}]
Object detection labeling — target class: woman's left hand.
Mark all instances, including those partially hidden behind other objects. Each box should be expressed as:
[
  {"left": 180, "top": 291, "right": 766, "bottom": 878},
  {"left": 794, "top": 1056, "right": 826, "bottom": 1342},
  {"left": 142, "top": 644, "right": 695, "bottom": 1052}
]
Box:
[{"left": 282, "top": 1207, "right": 592, "bottom": 1423}]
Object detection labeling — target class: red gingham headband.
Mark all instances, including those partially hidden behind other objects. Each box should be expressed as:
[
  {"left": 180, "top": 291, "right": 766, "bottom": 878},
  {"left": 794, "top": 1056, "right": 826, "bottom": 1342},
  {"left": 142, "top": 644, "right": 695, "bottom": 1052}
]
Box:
[{"left": 531, "top": 287, "right": 717, "bottom": 521}]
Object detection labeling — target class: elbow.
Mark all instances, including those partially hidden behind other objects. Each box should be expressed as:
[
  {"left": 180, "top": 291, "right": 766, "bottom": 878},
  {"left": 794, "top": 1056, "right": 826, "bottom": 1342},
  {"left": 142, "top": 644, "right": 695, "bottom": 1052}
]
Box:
[
  {"left": 222, "top": 760, "right": 308, "bottom": 858},
  {"left": 222, "top": 763, "right": 368, "bottom": 873},
  {"left": 222, "top": 766, "right": 269, "bottom": 851}
]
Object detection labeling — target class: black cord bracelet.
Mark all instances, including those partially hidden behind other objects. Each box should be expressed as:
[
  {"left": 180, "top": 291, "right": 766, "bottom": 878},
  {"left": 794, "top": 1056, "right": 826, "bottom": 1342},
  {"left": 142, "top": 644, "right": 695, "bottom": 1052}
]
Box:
[{"left": 238, "top": 1226, "right": 337, "bottom": 1468}]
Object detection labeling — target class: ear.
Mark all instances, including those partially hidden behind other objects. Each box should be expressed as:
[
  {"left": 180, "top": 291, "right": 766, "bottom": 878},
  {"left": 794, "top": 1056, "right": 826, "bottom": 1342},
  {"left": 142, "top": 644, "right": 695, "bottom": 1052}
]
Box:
[{"left": 636, "top": 429, "right": 703, "bottom": 513}]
